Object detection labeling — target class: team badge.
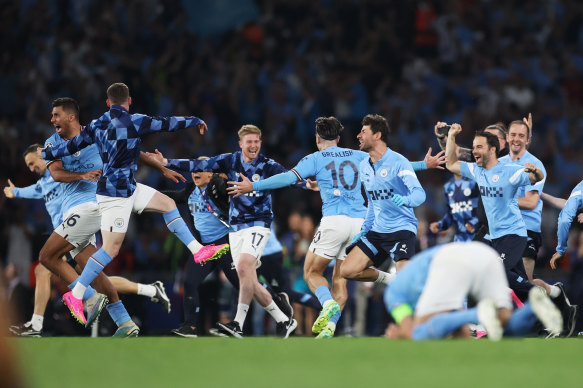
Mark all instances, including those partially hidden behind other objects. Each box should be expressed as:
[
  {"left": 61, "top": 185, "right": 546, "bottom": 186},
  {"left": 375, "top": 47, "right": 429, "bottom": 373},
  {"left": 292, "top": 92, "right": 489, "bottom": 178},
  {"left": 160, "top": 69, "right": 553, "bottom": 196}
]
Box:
[
  {"left": 380, "top": 169, "right": 388, "bottom": 177},
  {"left": 463, "top": 188, "right": 472, "bottom": 196},
  {"left": 73, "top": 151, "right": 81, "bottom": 157},
  {"left": 492, "top": 174, "right": 499, "bottom": 182},
  {"left": 252, "top": 174, "right": 260, "bottom": 182},
  {"left": 333, "top": 189, "right": 341, "bottom": 196},
  {"left": 46, "top": 142, "right": 53, "bottom": 147},
  {"left": 114, "top": 218, "right": 124, "bottom": 228}
]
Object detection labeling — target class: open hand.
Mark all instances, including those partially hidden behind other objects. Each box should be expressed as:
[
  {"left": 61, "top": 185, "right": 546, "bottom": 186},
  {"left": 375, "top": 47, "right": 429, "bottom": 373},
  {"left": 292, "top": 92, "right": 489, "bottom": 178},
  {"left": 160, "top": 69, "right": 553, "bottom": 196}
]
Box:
[
  {"left": 424, "top": 147, "right": 446, "bottom": 170},
  {"left": 227, "top": 174, "right": 253, "bottom": 198}
]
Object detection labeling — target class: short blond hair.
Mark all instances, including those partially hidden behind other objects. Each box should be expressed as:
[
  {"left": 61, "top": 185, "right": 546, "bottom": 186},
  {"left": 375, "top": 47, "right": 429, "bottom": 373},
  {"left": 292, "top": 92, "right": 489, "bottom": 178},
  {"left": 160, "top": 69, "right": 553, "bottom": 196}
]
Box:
[{"left": 238, "top": 124, "right": 262, "bottom": 140}]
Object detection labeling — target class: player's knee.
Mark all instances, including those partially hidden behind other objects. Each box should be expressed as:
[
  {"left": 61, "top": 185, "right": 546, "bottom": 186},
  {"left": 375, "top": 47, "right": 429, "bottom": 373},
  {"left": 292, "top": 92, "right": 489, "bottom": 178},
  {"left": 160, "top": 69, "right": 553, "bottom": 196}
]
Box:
[
  {"left": 34, "top": 264, "right": 51, "bottom": 279},
  {"left": 160, "top": 195, "right": 176, "bottom": 212}
]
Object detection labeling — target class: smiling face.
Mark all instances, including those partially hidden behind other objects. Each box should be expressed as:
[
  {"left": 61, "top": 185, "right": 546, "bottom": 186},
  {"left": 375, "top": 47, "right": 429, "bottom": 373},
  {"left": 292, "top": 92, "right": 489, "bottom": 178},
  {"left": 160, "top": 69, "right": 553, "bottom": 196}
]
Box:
[
  {"left": 50, "top": 105, "right": 76, "bottom": 139},
  {"left": 357, "top": 125, "right": 376, "bottom": 152},
  {"left": 239, "top": 133, "right": 262, "bottom": 163},
  {"left": 472, "top": 135, "right": 495, "bottom": 167},
  {"left": 24, "top": 152, "right": 46, "bottom": 175},
  {"left": 507, "top": 123, "right": 529, "bottom": 157},
  {"left": 191, "top": 171, "right": 213, "bottom": 188}
]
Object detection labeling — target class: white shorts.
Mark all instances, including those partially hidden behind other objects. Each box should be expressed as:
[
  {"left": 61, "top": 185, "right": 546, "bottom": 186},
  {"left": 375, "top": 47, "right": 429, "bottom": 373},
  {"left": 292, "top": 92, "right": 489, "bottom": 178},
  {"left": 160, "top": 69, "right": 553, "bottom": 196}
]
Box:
[
  {"left": 415, "top": 242, "right": 513, "bottom": 317},
  {"left": 55, "top": 202, "right": 101, "bottom": 250},
  {"left": 97, "top": 183, "right": 157, "bottom": 233},
  {"left": 229, "top": 226, "right": 271, "bottom": 270},
  {"left": 69, "top": 234, "right": 97, "bottom": 258},
  {"left": 309, "top": 215, "right": 364, "bottom": 261}
]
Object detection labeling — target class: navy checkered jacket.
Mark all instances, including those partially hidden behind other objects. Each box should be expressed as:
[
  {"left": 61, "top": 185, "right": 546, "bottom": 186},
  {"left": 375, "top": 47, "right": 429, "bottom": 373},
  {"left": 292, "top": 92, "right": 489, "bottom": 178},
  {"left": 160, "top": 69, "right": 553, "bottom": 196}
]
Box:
[
  {"left": 42, "top": 105, "right": 203, "bottom": 197},
  {"left": 167, "top": 151, "right": 289, "bottom": 231}
]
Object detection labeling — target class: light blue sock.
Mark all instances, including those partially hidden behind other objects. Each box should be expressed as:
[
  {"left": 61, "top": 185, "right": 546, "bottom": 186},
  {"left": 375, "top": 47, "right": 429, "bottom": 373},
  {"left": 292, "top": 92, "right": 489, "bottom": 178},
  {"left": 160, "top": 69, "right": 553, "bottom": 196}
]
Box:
[
  {"left": 77, "top": 249, "right": 114, "bottom": 287},
  {"left": 412, "top": 308, "right": 479, "bottom": 340},
  {"left": 106, "top": 300, "right": 131, "bottom": 327},
  {"left": 68, "top": 280, "right": 96, "bottom": 301},
  {"left": 504, "top": 303, "right": 536, "bottom": 336},
  {"left": 163, "top": 208, "right": 195, "bottom": 246},
  {"left": 315, "top": 286, "right": 333, "bottom": 307},
  {"left": 330, "top": 311, "right": 342, "bottom": 325}
]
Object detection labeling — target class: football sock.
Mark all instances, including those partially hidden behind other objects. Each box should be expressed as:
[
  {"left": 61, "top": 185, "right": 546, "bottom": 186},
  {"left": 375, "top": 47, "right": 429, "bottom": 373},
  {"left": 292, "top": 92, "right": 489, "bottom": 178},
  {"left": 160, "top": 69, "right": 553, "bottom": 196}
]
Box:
[
  {"left": 330, "top": 310, "right": 342, "bottom": 325},
  {"left": 68, "top": 279, "right": 96, "bottom": 301},
  {"left": 234, "top": 303, "right": 249, "bottom": 327},
  {"left": 137, "top": 283, "right": 157, "bottom": 298},
  {"left": 503, "top": 303, "right": 537, "bottom": 336},
  {"left": 106, "top": 300, "right": 131, "bottom": 327},
  {"left": 315, "top": 286, "right": 333, "bottom": 307},
  {"left": 375, "top": 270, "right": 396, "bottom": 285},
  {"left": 31, "top": 314, "right": 44, "bottom": 331},
  {"left": 412, "top": 309, "right": 479, "bottom": 340},
  {"left": 163, "top": 208, "right": 202, "bottom": 253},
  {"left": 72, "top": 249, "right": 114, "bottom": 299},
  {"left": 264, "top": 301, "right": 288, "bottom": 323}
]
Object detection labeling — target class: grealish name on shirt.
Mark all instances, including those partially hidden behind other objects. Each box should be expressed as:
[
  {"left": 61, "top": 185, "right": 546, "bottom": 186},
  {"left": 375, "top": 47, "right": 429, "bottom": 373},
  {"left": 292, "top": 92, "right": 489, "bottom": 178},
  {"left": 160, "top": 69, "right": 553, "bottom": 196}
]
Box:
[{"left": 322, "top": 150, "right": 353, "bottom": 158}]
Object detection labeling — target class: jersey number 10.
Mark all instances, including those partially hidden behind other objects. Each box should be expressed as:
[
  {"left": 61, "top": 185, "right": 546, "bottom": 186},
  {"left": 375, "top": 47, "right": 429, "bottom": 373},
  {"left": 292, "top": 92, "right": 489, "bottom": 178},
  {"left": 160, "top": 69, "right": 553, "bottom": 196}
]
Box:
[{"left": 325, "top": 161, "right": 359, "bottom": 190}]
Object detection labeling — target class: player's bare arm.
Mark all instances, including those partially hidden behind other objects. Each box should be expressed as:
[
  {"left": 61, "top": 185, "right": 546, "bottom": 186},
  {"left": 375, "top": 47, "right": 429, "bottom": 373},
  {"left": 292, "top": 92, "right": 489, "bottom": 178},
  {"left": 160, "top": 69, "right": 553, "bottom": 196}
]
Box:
[
  {"left": 445, "top": 123, "right": 462, "bottom": 175},
  {"left": 523, "top": 162, "right": 543, "bottom": 184},
  {"left": 139, "top": 151, "right": 185, "bottom": 183},
  {"left": 48, "top": 161, "right": 102, "bottom": 182}
]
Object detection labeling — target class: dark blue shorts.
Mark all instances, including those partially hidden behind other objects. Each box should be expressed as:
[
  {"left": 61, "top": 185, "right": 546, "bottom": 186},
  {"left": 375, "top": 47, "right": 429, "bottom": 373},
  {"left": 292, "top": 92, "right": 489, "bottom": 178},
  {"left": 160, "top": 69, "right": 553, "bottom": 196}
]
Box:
[
  {"left": 347, "top": 230, "right": 416, "bottom": 267},
  {"left": 523, "top": 230, "right": 541, "bottom": 259},
  {"left": 491, "top": 234, "right": 527, "bottom": 274}
]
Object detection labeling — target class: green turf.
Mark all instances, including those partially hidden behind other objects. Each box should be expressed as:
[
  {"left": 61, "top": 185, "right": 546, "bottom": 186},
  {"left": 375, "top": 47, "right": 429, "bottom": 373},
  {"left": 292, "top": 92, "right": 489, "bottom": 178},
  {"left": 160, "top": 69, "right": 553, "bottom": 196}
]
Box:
[{"left": 13, "top": 337, "right": 582, "bottom": 388}]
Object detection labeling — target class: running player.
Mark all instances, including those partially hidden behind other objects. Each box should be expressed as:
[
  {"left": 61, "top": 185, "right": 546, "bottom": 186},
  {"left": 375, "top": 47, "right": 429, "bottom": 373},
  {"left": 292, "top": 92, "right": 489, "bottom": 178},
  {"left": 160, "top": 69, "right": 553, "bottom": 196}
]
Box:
[
  {"left": 40, "top": 84, "right": 228, "bottom": 327},
  {"left": 150, "top": 124, "right": 298, "bottom": 338},
  {"left": 384, "top": 242, "right": 562, "bottom": 340}
]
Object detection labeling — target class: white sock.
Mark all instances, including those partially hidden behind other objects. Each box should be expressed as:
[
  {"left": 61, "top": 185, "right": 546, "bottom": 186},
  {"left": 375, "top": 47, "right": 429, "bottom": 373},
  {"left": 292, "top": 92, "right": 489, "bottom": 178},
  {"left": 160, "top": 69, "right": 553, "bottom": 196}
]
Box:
[
  {"left": 188, "top": 240, "right": 203, "bottom": 254},
  {"left": 374, "top": 270, "right": 396, "bottom": 285},
  {"left": 137, "top": 283, "right": 157, "bottom": 298},
  {"left": 549, "top": 285, "right": 561, "bottom": 298},
  {"left": 264, "top": 301, "right": 288, "bottom": 323},
  {"left": 31, "top": 314, "right": 44, "bottom": 331},
  {"left": 72, "top": 283, "right": 87, "bottom": 300},
  {"left": 234, "top": 303, "right": 249, "bottom": 327}
]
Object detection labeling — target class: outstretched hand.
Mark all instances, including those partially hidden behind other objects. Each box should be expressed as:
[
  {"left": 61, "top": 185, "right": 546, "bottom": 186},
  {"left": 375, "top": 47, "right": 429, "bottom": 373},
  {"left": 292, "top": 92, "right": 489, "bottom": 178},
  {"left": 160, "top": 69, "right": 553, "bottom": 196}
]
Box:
[
  {"left": 424, "top": 147, "right": 446, "bottom": 170},
  {"left": 306, "top": 179, "right": 319, "bottom": 191},
  {"left": 197, "top": 121, "right": 208, "bottom": 135},
  {"left": 3, "top": 179, "right": 15, "bottom": 198},
  {"left": 549, "top": 251, "right": 565, "bottom": 270},
  {"left": 162, "top": 167, "right": 186, "bottom": 183},
  {"left": 227, "top": 174, "right": 253, "bottom": 198},
  {"left": 145, "top": 149, "right": 168, "bottom": 166}
]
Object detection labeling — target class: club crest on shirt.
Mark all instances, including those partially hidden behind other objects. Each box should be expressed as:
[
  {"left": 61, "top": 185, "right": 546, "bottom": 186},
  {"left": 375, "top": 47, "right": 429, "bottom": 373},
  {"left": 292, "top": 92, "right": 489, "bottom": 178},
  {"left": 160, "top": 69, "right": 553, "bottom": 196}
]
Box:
[
  {"left": 73, "top": 151, "right": 81, "bottom": 157},
  {"left": 380, "top": 169, "right": 388, "bottom": 178},
  {"left": 46, "top": 142, "right": 53, "bottom": 148},
  {"left": 252, "top": 174, "right": 260, "bottom": 182},
  {"left": 114, "top": 218, "right": 124, "bottom": 228},
  {"left": 464, "top": 188, "right": 472, "bottom": 196},
  {"left": 333, "top": 189, "right": 341, "bottom": 196},
  {"left": 492, "top": 174, "right": 499, "bottom": 182}
]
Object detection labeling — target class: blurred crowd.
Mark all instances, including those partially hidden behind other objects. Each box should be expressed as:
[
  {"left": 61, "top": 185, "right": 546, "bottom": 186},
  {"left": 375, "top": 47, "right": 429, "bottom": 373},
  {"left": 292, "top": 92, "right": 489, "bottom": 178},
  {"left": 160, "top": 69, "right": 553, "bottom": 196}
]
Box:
[{"left": 2, "top": 0, "right": 583, "bottom": 335}]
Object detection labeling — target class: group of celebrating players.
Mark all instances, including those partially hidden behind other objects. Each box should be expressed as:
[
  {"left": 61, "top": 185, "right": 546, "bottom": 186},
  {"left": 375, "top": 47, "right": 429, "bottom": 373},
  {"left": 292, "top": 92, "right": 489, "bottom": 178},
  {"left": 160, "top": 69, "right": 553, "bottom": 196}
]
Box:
[{"left": 5, "top": 81, "right": 579, "bottom": 339}]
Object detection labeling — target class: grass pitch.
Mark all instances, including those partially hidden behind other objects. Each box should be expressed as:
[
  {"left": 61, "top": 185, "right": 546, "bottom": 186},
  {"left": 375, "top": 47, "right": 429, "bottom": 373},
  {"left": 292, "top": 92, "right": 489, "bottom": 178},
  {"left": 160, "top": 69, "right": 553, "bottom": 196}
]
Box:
[{"left": 13, "top": 337, "right": 582, "bottom": 388}]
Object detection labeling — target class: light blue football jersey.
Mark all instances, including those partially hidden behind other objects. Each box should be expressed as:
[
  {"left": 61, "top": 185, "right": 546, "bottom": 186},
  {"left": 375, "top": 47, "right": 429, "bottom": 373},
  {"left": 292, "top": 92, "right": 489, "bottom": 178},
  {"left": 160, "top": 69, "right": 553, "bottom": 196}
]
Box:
[
  {"left": 460, "top": 161, "right": 532, "bottom": 239},
  {"left": 499, "top": 151, "right": 546, "bottom": 233},
  {"left": 291, "top": 146, "right": 368, "bottom": 218},
  {"left": 45, "top": 130, "right": 102, "bottom": 212},
  {"left": 556, "top": 180, "right": 583, "bottom": 254},
  {"left": 360, "top": 148, "right": 425, "bottom": 235},
  {"left": 13, "top": 169, "right": 64, "bottom": 229}
]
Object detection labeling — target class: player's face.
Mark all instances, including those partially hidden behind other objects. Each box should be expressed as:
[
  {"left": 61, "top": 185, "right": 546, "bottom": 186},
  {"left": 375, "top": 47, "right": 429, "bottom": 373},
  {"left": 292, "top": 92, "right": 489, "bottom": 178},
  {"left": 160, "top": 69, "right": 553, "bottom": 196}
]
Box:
[
  {"left": 472, "top": 136, "right": 495, "bottom": 167},
  {"left": 357, "top": 125, "right": 375, "bottom": 152},
  {"left": 51, "top": 106, "right": 73, "bottom": 138},
  {"left": 192, "top": 172, "right": 213, "bottom": 188},
  {"left": 24, "top": 153, "right": 46, "bottom": 175},
  {"left": 507, "top": 123, "right": 529, "bottom": 155},
  {"left": 239, "top": 133, "right": 262, "bottom": 162}
]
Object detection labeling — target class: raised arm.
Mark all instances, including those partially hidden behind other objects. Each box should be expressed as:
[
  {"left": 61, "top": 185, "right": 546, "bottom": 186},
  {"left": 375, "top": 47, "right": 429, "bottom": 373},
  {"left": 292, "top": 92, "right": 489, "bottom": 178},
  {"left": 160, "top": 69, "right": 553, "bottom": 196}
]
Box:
[
  {"left": 139, "top": 151, "right": 186, "bottom": 183},
  {"left": 42, "top": 128, "right": 94, "bottom": 161},
  {"left": 5, "top": 180, "right": 42, "bottom": 199},
  {"left": 410, "top": 147, "right": 446, "bottom": 171},
  {"left": 133, "top": 114, "right": 207, "bottom": 136},
  {"left": 445, "top": 123, "right": 463, "bottom": 175},
  {"left": 523, "top": 163, "right": 544, "bottom": 185},
  {"left": 435, "top": 121, "right": 473, "bottom": 162}
]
